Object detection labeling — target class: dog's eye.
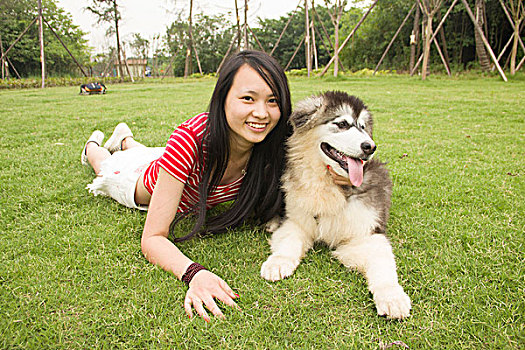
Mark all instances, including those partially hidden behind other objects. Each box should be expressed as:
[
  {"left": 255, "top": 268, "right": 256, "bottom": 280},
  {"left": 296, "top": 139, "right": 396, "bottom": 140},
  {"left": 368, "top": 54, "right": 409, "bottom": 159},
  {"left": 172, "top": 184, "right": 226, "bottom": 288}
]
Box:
[
  {"left": 334, "top": 121, "right": 351, "bottom": 130},
  {"left": 359, "top": 124, "right": 365, "bottom": 130}
]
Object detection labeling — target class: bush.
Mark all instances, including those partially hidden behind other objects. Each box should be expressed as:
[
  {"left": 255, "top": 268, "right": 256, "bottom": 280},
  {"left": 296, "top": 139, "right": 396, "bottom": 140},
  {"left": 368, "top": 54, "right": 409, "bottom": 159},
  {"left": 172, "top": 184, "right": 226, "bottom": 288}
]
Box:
[{"left": 0, "top": 76, "right": 134, "bottom": 90}]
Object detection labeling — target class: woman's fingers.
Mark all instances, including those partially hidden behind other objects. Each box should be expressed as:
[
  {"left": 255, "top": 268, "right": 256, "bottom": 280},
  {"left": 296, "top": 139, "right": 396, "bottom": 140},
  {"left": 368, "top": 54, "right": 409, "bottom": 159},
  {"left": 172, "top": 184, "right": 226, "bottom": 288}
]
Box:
[
  {"left": 184, "top": 295, "right": 193, "bottom": 319},
  {"left": 184, "top": 274, "right": 241, "bottom": 321},
  {"left": 216, "top": 289, "right": 241, "bottom": 310},
  {"left": 218, "top": 278, "right": 240, "bottom": 300},
  {"left": 202, "top": 296, "right": 225, "bottom": 320},
  {"left": 192, "top": 297, "right": 211, "bottom": 322}
]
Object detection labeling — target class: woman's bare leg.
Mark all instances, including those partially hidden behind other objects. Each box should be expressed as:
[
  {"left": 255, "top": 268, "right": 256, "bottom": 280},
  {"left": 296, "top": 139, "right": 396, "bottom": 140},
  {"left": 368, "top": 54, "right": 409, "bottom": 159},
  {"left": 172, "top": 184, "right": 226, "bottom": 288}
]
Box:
[
  {"left": 86, "top": 143, "right": 111, "bottom": 175},
  {"left": 118, "top": 136, "right": 151, "bottom": 205},
  {"left": 122, "top": 136, "right": 146, "bottom": 150},
  {"left": 134, "top": 172, "right": 152, "bottom": 205}
]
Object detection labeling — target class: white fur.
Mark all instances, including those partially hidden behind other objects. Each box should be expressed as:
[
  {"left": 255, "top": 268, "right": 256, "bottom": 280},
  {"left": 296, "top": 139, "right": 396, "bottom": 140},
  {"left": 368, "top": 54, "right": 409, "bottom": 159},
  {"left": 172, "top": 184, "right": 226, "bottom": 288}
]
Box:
[{"left": 260, "top": 95, "right": 411, "bottom": 319}]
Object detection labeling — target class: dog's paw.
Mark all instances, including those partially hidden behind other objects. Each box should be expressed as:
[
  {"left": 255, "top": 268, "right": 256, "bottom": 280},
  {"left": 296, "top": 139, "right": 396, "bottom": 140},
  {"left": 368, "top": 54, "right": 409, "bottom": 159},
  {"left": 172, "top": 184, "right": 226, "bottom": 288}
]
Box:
[
  {"left": 373, "top": 284, "right": 411, "bottom": 319},
  {"left": 260, "top": 255, "right": 299, "bottom": 281}
]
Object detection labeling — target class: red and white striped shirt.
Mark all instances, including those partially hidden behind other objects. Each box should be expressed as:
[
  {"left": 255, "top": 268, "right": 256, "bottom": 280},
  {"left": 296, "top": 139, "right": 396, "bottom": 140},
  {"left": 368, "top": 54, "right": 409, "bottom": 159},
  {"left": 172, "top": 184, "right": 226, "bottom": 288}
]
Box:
[{"left": 143, "top": 113, "right": 244, "bottom": 212}]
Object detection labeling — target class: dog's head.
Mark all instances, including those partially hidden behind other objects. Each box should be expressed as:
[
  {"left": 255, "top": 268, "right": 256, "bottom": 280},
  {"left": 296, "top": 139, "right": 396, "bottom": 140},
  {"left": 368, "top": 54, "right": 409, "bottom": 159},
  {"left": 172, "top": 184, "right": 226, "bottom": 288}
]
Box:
[{"left": 290, "top": 91, "right": 375, "bottom": 187}]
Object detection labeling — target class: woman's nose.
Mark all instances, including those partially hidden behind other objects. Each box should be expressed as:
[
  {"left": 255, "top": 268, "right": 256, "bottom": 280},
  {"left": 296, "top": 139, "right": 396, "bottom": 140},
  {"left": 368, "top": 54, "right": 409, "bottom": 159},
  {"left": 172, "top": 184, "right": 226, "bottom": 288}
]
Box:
[{"left": 252, "top": 102, "right": 268, "bottom": 118}]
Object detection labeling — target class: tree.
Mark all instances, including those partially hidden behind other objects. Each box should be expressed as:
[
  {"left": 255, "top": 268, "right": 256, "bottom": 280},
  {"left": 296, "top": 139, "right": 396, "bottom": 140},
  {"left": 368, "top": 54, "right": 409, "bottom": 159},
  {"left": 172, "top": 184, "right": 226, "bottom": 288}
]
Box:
[
  {"left": 325, "top": 0, "right": 347, "bottom": 76},
  {"left": 85, "top": 0, "right": 124, "bottom": 78},
  {"left": 254, "top": 5, "right": 334, "bottom": 70},
  {"left": 165, "top": 13, "right": 234, "bottom": 76},
  {"left": 420, "top": 0, "right": 444, "bottom": 79},
  {"left": 0, "top": 0, "right": 89, "bottom": 77},
  {"left": 184, "top": 0, "right": 194, "bottom": 77},
  {"left": 506, "top": 0, "right": 524, "bottom": 74},
  {"left": 130, "top": 33, "right": 150, "bottom": 60},
  {"left": 474, "top": 0, "right": 491, "bottom": 71}
]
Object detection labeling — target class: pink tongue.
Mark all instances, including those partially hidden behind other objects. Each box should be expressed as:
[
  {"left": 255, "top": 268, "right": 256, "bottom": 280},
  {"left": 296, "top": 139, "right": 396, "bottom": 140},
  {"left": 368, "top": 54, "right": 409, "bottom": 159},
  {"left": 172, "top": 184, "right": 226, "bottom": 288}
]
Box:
[{"left": 346, "top": 158, "right": 364, "bottom": 187}]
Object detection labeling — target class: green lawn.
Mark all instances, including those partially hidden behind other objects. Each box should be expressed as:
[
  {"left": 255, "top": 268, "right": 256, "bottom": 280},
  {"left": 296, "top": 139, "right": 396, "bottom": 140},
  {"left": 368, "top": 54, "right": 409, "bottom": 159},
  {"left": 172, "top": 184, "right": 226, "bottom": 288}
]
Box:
[{"left": 0, "top": 74, "right": 523, "bottom": 349}]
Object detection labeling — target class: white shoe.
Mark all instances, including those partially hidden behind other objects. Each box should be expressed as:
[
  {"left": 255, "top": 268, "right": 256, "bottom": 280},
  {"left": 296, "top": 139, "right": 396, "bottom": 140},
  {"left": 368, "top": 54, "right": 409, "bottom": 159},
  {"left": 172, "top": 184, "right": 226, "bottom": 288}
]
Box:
[
  {"left": 81, "top": 130, "right": 104, "bottom": 166},
  {"left": 103, "top": 122, "right": 133, "bottom": 153}
]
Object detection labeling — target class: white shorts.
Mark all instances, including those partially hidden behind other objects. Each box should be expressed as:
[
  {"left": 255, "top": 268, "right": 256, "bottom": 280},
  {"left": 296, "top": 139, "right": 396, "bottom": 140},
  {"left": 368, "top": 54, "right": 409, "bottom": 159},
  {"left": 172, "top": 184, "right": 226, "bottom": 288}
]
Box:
[{"left": 86, "top": 146, "right": 165, "bottom": 210}]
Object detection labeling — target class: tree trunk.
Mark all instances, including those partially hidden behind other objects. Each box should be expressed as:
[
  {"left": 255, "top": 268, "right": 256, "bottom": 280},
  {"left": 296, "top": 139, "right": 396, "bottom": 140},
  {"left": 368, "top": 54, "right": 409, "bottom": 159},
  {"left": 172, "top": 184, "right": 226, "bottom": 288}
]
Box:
[
  {"left": 333, "top": 1, "right": 343, "bottom": 77},
  {"left": 235, "top": 0, "right": 241, "bottom": 50},
  {"left": 410, "top": 5, "right": 421, "bottom": 73},
  {"left": 305, "top": 0, "right": 311, "bottom": 77},
  {"left": 510, "top": 19, "right": 521, "bottom": 74},
  {"left": 312, "top": 20, "right": 318, "bottom": 70},
  {"left": 436, "top": 9, "right": 450, "bottom": 66},
  {"left": 421, "top": 14, "right": 433, "bottom": 80},
  {"left": 334, "top": 16, "right": 339, "bottom": 77},
  {"left": 474, "top": 0, "right": 491, "bottom": 71},
  {"left": 38, "top": 0, "right": 45, "bottom": 87},
  {"left": 244, "top": 0, "right": 249, "bottom": 49},
  {"left": 113, "top": 0, "right": 123, "bottom": 79},
  {"left": 0, "top": 32, "right": 6, "bottom": 79},
  {"left": 458, "top": 12, "right": 466, "bottom": 65},
  {"left": 184, "top": 0, "right": 193, "bottom": 78}
]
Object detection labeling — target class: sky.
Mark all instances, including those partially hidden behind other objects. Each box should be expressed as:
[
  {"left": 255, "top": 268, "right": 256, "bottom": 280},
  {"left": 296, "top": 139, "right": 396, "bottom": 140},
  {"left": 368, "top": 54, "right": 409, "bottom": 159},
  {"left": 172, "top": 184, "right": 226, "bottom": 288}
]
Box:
[{"left": 55, "top": 0, "right": 302, "bottom": 54}]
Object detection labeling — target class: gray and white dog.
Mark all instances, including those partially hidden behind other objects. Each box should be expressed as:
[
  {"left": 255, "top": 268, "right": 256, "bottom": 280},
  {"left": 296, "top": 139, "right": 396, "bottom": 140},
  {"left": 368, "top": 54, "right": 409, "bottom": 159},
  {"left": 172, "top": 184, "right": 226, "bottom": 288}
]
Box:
[{"left": 261, "top": 91, "right": 411, "bottom": 319}]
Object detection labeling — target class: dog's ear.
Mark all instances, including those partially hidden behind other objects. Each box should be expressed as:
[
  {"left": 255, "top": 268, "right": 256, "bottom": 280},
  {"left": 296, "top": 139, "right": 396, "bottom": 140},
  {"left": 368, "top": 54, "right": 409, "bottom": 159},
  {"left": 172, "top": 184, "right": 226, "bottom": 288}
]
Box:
[{"left": 290, "top": 95, "right": 323, "bottom": 131}]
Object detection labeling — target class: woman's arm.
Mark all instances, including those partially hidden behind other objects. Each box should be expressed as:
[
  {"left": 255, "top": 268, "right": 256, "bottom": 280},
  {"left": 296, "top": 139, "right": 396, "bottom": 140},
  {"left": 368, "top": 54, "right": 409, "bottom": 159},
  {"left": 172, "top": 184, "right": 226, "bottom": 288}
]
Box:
[{"left": 140, "top": 168, "right": 239, "bottom": 321}]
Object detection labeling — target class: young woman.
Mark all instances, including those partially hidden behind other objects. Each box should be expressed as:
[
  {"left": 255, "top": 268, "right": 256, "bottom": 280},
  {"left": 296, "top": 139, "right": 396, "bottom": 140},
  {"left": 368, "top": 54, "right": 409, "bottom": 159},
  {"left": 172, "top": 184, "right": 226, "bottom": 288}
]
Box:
[{"left": 81, "top": 50, "right": 292, "bottom": 321}]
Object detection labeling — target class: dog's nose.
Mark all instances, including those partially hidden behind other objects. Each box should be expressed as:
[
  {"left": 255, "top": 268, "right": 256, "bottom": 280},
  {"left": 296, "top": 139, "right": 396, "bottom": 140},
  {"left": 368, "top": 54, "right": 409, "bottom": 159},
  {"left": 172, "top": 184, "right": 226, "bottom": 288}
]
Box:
[{"left": 361, "top": 141, "right": 376, "bottom": 155}]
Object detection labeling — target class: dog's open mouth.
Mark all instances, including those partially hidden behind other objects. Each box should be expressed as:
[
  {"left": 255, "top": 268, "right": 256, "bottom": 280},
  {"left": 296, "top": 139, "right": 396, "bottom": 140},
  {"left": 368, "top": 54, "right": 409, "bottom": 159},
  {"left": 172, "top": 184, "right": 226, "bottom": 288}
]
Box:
[{"left": 321, "top": 142, "right": 364, "bottom": 187}]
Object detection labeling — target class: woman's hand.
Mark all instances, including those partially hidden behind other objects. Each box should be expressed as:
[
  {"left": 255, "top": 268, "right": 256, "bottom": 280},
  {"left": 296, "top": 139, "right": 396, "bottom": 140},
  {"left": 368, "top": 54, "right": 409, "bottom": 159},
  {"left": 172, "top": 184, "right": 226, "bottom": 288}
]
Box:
[
  {"left": 184, "top": 270, "right": 240, "bottom": 322},
  {"left": 327, "top": 165, "right": 353, "bottom": 186}
]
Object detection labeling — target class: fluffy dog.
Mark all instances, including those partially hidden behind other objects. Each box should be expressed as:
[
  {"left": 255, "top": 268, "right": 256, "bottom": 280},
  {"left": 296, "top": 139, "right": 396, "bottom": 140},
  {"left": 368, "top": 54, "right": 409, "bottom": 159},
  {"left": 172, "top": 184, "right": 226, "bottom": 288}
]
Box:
[{"left": 261, "top": 91, "right": 411, "bottom": 319}]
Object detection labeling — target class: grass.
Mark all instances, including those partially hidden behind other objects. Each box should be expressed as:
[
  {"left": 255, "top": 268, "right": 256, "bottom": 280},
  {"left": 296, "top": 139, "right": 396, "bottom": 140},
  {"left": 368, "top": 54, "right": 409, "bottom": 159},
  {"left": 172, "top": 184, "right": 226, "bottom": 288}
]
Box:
[{"left": 0, "top": 73, "right": 524, "bottom": 349}]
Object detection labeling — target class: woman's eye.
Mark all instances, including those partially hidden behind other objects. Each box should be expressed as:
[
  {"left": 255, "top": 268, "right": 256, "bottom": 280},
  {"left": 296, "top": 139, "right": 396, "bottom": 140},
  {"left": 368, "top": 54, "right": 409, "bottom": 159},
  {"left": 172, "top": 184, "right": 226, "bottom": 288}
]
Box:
[
  {"left": 242, "top": 96, "right": 254, "bottom": 101},
  {"left": 268, "top": 98, "right": 278, "bottom": 104}
]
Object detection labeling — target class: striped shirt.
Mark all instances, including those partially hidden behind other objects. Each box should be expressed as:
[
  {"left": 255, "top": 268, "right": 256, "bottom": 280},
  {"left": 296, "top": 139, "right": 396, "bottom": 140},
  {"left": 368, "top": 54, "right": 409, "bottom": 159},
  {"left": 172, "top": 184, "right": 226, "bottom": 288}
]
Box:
[{"left": 143, "top": 113, "right": 244, "bottom": 213}]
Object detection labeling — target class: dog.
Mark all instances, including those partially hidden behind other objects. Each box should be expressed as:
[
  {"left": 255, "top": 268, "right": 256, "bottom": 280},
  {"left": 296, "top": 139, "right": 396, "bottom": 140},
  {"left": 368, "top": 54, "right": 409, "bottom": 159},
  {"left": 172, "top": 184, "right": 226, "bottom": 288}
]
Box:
[{"left": 260, "top": 91, "right": 411, "bottom": 319}]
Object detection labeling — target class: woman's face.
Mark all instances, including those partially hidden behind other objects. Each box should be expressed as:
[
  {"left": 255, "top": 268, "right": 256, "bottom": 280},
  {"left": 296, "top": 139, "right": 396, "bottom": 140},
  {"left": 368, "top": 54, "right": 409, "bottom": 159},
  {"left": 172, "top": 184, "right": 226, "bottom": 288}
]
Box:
[{"left": 224, "top": 64, "right": 281, "bottom": 151}]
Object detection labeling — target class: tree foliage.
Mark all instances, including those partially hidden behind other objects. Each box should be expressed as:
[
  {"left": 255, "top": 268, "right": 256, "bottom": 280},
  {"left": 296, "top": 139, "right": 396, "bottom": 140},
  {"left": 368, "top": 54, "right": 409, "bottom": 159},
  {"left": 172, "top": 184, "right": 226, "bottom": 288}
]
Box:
[
  {"left": 130, "top": 33, "right": 150, "bottom": 60},
  {"left": 253, "top": 5, "right": 335, "bottom": 70},
  {"left": 164, "top": 13, "right": 235, "bottom": 76},
  {"left": 2, "top": 0, "right": 520, "bottom": 78},
  {"left": 338, "top": 0, "right": 518, "bottom": 72},
  {"left": 0, "top": 0, "right": 90, "bottom": 77},
  {"left": 85, "top": 0, "right": 124, "bottom": 77}
]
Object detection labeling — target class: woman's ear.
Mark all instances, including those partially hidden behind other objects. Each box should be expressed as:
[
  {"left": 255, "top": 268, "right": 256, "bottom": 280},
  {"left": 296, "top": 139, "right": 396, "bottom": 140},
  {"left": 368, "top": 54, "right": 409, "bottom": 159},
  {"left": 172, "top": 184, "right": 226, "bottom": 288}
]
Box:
[{"left": 290, "top": 95, "right": 323, "bottom": 131}]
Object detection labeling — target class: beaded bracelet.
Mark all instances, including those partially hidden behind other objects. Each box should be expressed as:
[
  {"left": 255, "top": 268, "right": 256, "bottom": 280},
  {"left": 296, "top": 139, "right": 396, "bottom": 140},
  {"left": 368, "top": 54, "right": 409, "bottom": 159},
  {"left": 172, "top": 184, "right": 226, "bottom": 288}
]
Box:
[{"left": 181, "top": 262, "right": 207, "bottom": 285}]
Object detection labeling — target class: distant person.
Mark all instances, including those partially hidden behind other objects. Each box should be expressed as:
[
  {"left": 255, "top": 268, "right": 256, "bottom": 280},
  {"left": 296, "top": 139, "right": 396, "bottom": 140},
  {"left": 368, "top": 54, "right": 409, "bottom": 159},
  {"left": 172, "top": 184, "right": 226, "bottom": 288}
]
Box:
[
  {"left": 80, "top": 50, "right": 292, "bottom": 321},
  {"left": 79, "top": 82, "right": 106, "bottom": 94}
]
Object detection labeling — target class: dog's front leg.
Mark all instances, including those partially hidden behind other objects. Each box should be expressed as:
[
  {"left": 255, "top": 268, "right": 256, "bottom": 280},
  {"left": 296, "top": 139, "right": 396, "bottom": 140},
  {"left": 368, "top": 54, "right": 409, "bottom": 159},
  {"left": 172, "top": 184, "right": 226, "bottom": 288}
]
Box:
[
  {"left": 261, "top": 219, "right": 314, "bottom": 282},
  {"left": 333, "top": 234, "right": 411, "bottom": 319}
]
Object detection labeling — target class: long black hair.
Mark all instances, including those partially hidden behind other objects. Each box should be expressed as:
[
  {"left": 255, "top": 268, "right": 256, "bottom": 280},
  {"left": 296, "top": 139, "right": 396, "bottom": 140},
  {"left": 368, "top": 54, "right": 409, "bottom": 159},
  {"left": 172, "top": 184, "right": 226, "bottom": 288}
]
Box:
[{"left": 172, "top": 50, "right": 292, "bottom": 242}]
